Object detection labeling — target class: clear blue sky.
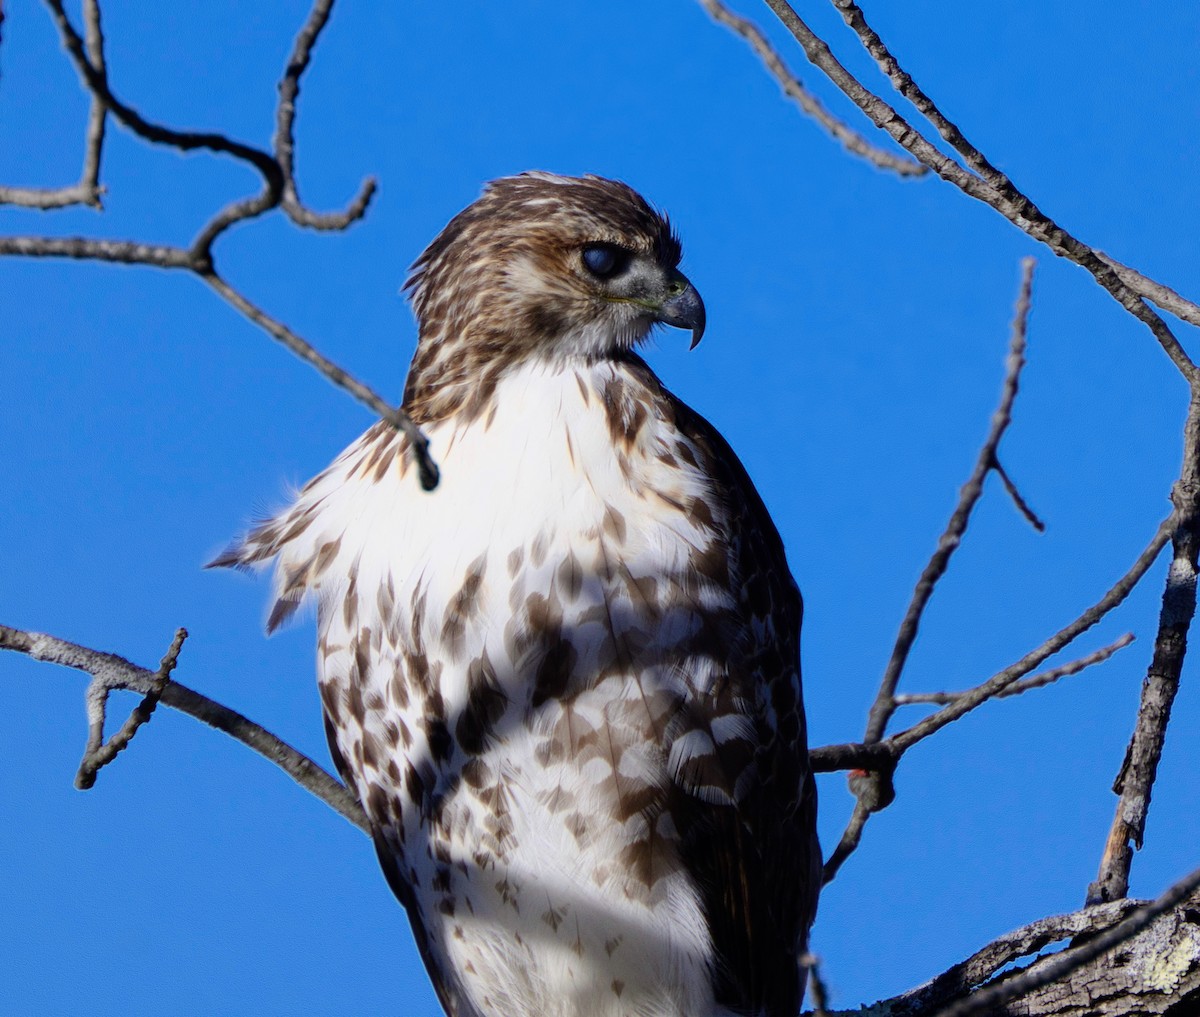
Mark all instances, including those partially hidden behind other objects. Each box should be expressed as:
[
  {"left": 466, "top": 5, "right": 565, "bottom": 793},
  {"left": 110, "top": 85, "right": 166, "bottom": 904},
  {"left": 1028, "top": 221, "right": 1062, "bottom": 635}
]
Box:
[{"left": 2, "top": 2, "right": 1199, "bottom": 1014}]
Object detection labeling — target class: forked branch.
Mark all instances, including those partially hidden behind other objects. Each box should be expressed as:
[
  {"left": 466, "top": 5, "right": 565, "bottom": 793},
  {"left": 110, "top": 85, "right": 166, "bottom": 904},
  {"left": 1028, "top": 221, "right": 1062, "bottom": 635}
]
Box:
[
  {"left": 0, "top": 0, "right": 437, "bottom": 489},
  {"left": 0, "top": 623, "right": 369, "bottom": 832}
]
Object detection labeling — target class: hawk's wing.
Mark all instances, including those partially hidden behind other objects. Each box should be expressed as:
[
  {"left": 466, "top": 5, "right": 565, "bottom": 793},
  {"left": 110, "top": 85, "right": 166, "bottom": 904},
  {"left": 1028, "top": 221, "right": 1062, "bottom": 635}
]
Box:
[
  {"left": 666, "top": 392, "right": 821, "bottom": 1016},
  {"left": 210, "top": 421, "right": 473, "bottom": 1017}
]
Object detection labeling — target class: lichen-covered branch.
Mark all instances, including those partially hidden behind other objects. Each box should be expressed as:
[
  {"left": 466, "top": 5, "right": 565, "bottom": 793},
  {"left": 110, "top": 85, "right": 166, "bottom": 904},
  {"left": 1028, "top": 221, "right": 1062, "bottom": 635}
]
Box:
[{"left": 805, "top": 873, "right": 1200, "bottom": 1016}]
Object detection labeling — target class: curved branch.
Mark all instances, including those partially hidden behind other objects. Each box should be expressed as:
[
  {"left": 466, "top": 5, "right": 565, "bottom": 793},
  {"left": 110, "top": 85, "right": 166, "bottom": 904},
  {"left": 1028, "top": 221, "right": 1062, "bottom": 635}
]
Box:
[
  {"left": 202, "top": 272, "right": 440, "bottom": 490},
  {"left": 275, "top": 0, "right": 378, "bottom": 230},
  {"left": 696, "top": 0, "right": 926, "bottom": 178},
  {"left": 42, "top": 0, "right": 283, "bottom": 188},
  {"left": 0, "top": 0, "right": 106, "bottom": 209},
  {"left": 0, "top": 623, "right": 369, "bottom": 834},
  {"left": 865, "top": 258, "right": 1037, "bottom": 744},
  {"left": 752, "top": 0, "right": 1197, "bottom": 380}
]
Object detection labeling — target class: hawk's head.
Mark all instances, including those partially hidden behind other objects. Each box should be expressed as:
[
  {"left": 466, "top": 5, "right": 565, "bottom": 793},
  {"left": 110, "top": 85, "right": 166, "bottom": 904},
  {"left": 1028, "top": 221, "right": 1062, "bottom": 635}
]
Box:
[{"left": 402, "top": 173, "right": 704, "bottom": 422}]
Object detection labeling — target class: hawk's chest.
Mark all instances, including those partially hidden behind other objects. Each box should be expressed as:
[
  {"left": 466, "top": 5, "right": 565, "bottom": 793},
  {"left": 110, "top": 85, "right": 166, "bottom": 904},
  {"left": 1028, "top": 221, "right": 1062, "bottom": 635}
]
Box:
[
  {"left": 319, "top": 361, "right": 738, "bottom": 1017},
  {"left": 371, "top": 360, "right": 724, "bottom": 678}
]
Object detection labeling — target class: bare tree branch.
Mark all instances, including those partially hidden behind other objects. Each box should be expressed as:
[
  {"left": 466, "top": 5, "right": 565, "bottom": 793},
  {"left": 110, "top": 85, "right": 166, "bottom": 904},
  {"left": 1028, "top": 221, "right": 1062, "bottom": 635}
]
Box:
[
  {"left": 820, "top": 798, "right": 869, "bottom": 885},
  {"left": 888, "top": 517, "right": 1174, "bottom": 755},
  {"left": 800, "top": 954, "right": 830, "bottom": 1017},
  {"left": 75, "top": 627, "right": 187, "bottom": 789},
  {"left": 1089, "top": 392, "right": 1200, "bottom": 904},
  {"left": 931, "top": 864, "right": 1200, "bottom": 1017},
  {"left": 865, "top": 258, "right": 1038, "bottom": 743},
  {"left": 202, "top": 272, "right": 440, "bottom": 490},
  {"left": 696, "top": 0, "right": 926, "bottom": 178},
  {"left": 0, "top": 0, "right": 439, "bottom": 489},
  {"left": 701, "top": 0, "right": 1200, "bottom": 911},
  {"left": 816, "top": 260, "right": 1040, "bottom": 878},
  {"left": 894, "top": 633, "right": 1135, "bottom": 707},
  {"left": 0, "top": 0, "right": 106, "bottom": 209},
  {"left": 751, "top": 0, "right": 1197, "bottom": 380},
  {"left": 0, "top": 234, "right": 194, "bottom": 266},
  {"left": 1101, "top": 253, "right": 1200, "bottom": 332},
  {"left": 274, "top": 0, "right": 377, "bottom": 230},
  {"left": 0, "top": 623, "right": 369, "bottom": 834},
  {"left": 806, "top": 881, "right": 1200, "bottom": 1016},
  {"left": 42, "top": 0, "right": 281, "bottom": 185},
  {"left": 813, "top": 507, "right": 1172, "bottom": 883},
  {"left": 992, "top": 455, "right": 1045, "bottom": 532}
]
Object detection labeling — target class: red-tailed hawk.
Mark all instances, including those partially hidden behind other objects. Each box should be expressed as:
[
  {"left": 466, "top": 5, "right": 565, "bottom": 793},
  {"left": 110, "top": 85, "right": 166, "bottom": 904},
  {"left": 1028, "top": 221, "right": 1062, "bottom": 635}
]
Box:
[{"left": 213, "top": 173, "right": 819, "bottom": 1017}]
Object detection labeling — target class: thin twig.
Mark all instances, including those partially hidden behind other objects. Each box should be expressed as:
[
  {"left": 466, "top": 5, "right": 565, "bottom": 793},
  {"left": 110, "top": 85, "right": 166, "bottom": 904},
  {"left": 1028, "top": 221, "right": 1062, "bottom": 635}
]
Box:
[
  {"left": 991, "top": 456, "right": 1045, "bottom": 532},
  {"left": 0, "top": 1, "right": 106, "bottom": 209},
  {"left": 813, "top": 510, "right": 1172, "bottom": 886},
  {"left": 800, "top": 954, "right": 830, "bottom": 1016},
  {"left": 821, "top": 799, "right": 869, "bottom": 885},
  {"left": 695, "top": 0, "right": 925, "bottom": 178},
  {"left": 866, "top": 259, "right": 1037, "bottom": 744},
  {"left": 0, "top": 623, "right": 369, "bottom": 833},
  {"left": 818, "top": 261, "right": 1037, "bottom": 881},
  {"left": 829, "top": 0, "right": 1200, "bottom": 355},
  {"left": 889, "top": 518, "right": 1175, "bottom": 755},
  {"left": 75, "top": 627, "right": 187, "bottom": 789},
  {"left": 42, "top": 0, "right": 282, "bottom": 186},
  {"left": 0, "top": 238, "right": 439, "bottom": 487},
  {"left": 894, "top": 634, "right": 1134, "bottom": 707},
  {"left": 827, "top": 0, "right": 1010, "bottom": 191},
  {"left": 752, "top": 0, "right": 1197, "bottom": 380},
  {"left": 811, "top": 517, "right": 1171, "bottom": 771},
  {"left": 932, "top": 863, "right": 1200, "bottom": 1017},
  {"left": 816, "top": 0, "right": 1200, "bottom": 380},
  {"left": 274, "top": 0, "right": 377, "bottom": 230},
  {"left": 202, "top": 272, "right": 440, "bottom": 490}
]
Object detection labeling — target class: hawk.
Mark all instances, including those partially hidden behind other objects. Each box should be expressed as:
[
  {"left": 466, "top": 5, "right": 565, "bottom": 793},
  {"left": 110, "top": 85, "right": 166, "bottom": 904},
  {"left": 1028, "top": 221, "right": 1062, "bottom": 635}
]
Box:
[{"left": 213, "top": 173, "right": 819, "bottom": 1017}]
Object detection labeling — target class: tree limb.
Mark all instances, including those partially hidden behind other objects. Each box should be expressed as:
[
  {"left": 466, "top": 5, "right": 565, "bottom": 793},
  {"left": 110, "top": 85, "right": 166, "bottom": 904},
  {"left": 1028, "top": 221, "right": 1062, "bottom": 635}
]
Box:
[
  {"left": 748, "top": 0, "right": 1197, "bottom": 380},
  {"left": 0, "top": 623, "right": 369, "bottom": 834},
  {"left": 0, "top": 0, "right": 106, "bottom": 209},
  {"left": 696, "top": 0, "right": 926, "bottom": 178},
  {"left": 1089, "top": 392, "right": 1200, "bottom": 904},
  {"left": 893, "top": 633, "right": 1135, "bottom": 706},
  {"left": 805, "top": 873, "right": 1200, "bottom": 1016},
  {"left": 0, "top": 0, "right": 439, "bottom": 489}
]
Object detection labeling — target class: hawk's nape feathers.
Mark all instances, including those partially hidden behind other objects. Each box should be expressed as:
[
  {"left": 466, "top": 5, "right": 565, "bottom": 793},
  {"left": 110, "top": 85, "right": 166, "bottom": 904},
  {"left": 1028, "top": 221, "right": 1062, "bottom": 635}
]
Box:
[{"left": 213, "top": 172, "right": 819, "bottom": 1017}]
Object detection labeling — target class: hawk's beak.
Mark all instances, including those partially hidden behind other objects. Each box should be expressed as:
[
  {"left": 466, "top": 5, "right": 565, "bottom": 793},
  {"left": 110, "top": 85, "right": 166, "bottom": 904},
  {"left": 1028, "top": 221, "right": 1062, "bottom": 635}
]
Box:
[{"left": 654, "top": 271, "right": 706, "bottom": 350}]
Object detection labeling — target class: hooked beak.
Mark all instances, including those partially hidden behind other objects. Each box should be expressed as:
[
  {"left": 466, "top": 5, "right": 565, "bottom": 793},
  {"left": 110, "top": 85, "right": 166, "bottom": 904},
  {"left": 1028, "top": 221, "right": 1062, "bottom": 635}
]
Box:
[{"left": 654, "top": 271, "right": 706, "bottom": 349}]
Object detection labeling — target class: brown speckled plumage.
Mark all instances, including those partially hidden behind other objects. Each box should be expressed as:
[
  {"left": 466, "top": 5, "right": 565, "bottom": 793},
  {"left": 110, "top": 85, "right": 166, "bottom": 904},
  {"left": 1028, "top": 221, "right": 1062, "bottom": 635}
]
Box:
[{"left": 213, "top": 172, "right": 819, "bottom": 1017}]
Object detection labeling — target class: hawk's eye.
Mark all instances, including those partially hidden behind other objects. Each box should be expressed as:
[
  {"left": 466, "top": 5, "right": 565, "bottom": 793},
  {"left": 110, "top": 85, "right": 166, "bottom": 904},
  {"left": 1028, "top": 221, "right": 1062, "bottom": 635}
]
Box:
[{"left": 581, "top": 243, "right": 631, "bottom": 280}]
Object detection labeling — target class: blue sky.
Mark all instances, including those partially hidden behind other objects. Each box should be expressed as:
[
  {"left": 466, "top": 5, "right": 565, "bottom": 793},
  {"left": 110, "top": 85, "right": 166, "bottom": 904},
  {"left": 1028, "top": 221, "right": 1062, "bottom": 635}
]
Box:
[{"left": 2, "top": 2, "right": 1199, "bottom": 1013}]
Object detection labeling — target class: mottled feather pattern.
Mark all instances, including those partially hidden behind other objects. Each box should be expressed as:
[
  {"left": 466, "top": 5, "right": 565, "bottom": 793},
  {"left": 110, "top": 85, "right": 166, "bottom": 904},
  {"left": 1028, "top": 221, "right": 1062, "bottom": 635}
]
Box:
[{"left": 214, "top": 173, "right": 818, "bottom": 1017}]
